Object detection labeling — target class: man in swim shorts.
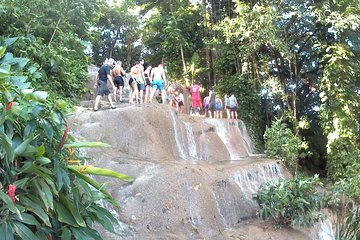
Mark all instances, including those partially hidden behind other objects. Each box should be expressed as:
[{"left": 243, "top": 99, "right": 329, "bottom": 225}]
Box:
[
  {"left": 112, "top": 60, "right": 126, "bottom": 102},
  {"left": 149, "top": 63, "right": 167, "bottom": 104}
]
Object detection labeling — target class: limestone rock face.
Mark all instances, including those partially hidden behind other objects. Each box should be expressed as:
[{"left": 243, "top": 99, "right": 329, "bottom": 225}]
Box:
[{"left": 68, "top": 104, "right": 328, "bottom": 240}]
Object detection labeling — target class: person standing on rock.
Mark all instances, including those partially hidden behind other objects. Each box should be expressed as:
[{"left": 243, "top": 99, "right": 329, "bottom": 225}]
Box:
[
  {"left": 138, "top": 59, "right": 146, "bottom": 104},
  {"left": 149, "top": 63, "right": 167, "bottom": 104},
  {"left": 189, "top": 82, "right": 202, "bottom": 116},
  {"left": 129, "top": 62, "right": 141, "bottom": 104},
  {"left": 224, "top": 94, "right": 231, "bottom": 119},
  {"left": 208, "top": 88, "right": 216, "bottom": 118},
  {"left": 215, "top": 95, "right": 223, "bottom": 119},
  {"left": 229, "top": 94, "right": 238, "bottom": 119},
  {"left": 112, "top": 60, "right": 126, "bottom": 102},
  {"left": 93, "top": 58, "right": 116, "bottom": 111},
  {"left": 144, "top": 65, "right": 152, "bottom": 103}
]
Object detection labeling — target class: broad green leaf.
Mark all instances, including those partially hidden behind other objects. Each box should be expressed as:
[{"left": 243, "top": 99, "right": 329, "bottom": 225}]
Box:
[
  {"left": 13, "top": 178, "right": 29, "bottom": 188},
  {"left": 10, "top": 76, "right": 30, "bottom": 90},
  {"left": 0, "top": 131, "right": 15, "bottom": 163},
  {"left": 44, "top": 176, "right": 58, "bottom": 196},
  {"left": 32, "top": 105, "right": 45, "bottom": 117},
  {"left": 20, "top": 196, "right": 51, "bottom": 227},
  {"left": 0, "top": 188, "right": 21, "bottom": 218},
  {"left": 24, "top": 121, "right": 37, "bottom": 139},
  {"left": 40, "top": 119, "right": 54, "bottom": 140},
  {"left": 0, "top": 46, "right": 6, "bottom": 57},
  {"left": 4, "top": 37, "right": 18, "bottom": 47},
  {"left": 12, "top": 221, "right": 39, "bottom": 240},
  {"left": 34, "top": 178, "right": 53, "bottom": 210},
  {"left": 54, "top": 201, "right": 78, "bottom": 226},
  {"left": 77, "top": 178, "right": 93, "bottom": 197},
  {"left": 51, "top": 111, "right": 61, "bottom": 125},
  {"left": 35, "top": 157, "right": 51, "bottom": 165},
  {"left": 59, "top": 193, "right": 86, "bottom": 227},
  {"left": 67, "top": 165, "right": 133, "bottom": 182},
  {"left": 71, "top": 227, "right": 102, "bottom": 240},
  {"left": 15, "top": 213, "right": 41, "bottom": 226},
  {"left": 89, "top": 206, "right": 117, "bottom": 233},
  {"left": 14, "top": 134, "right": 34, "bottom": 156},
  {"left": 0, "top": 222, "right": 14, "bottom": 240},
  {"left": 67, "top": 167, "right": 119, "bottom": 208},
  {"left": 0, "top": 67, "right": 10, "bottom": 79},
  {"left": 64, "top": 141, "right": 111, "bottom": 148},
  {"left": 55, "top": 161, "right": 70, "bottom": 191},
  {"left": 61, "top": 227, "right": 72, "bottom": 240},
  {"left": 32, "top": 71, "right": 42, "bottom": 79}
]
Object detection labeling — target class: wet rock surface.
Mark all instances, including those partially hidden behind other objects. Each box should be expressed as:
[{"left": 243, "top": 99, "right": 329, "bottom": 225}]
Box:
[{"left": 67, "top": 102, "right": 333, "bottom": 240}]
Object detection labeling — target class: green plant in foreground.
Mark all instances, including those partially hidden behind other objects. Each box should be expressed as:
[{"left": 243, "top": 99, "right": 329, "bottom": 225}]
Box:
[
  {"left": 264, "top": 118, "right": 309, "bottom": 172},
  {"left": 0, "top": 43, "right": 132, "bottom": 239},
  {"left": 253, "top": 174, "right": 325, "bottom": 227}
]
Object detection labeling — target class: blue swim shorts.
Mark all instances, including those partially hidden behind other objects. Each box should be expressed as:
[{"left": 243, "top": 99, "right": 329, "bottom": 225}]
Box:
[{"left": 151, "top": 79, "right": 165, "bottom": 90}]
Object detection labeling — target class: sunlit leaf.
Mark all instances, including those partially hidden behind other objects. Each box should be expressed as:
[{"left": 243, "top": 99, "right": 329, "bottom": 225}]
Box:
[{"left": 64, "top": 141, "right": 111, "bottom": 148}]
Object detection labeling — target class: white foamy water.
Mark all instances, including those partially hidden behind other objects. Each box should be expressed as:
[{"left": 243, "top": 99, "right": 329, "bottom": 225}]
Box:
[
  {"left": 184, "top": 122, "right": 198, "bottom": 159},
  {"left": 167, "top": 109, "right": 187, "bottom": 160},
  {"left": 204, "top": 119, "right": 252, "bottom": 159}
]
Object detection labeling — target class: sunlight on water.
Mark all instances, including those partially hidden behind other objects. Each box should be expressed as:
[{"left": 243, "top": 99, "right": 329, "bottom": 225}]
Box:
[{"left": 184, "top": 122, "right": 198, "bottom": 159}]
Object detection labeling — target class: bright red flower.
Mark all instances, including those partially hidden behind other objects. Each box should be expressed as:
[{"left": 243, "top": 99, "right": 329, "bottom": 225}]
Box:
[
  {"left": 8, "top": 184, "right": 16, "bottom": 204},
  {"left": 5, "top": 98, "right": 15, "bottom": 111}
]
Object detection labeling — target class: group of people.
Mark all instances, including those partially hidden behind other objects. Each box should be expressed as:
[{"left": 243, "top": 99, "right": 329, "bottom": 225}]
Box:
[
  {"left": 189, "top": 82, "right": 238, "bottom": 119},
  {"left": 92, "top": 58, "right": 238, "bottom": 119},
  {"left": 93, "top": 58, "right": 168, "bottom": 111}
]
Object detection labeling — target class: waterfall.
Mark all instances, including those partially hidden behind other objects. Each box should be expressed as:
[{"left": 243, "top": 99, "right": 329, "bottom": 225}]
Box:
[
  {"left": 184, "top": 122, "right": 198, "bottom": 159},
  {"left": 182, "top": 181, "right": 203, "bottom": 225},
  {"left": 212, "top": 162, "right": 285, "bottom": 227},
  {"left": 167, "top": 109, "right": 187, "bottom": 160},
  {"left": 204, "top": 119, "right": 252, "bottom": 159},
  {"left": 238, "top": 121, "right": 255, "bottom": 155}
]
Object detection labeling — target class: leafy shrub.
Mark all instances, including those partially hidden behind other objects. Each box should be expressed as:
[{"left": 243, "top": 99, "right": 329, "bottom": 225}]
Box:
[
  {"left": 264, "top": 118, "right": 308, "bottom": 171},
  {"left": 326, "top": 137, "right": 360, "bottom": 181},
  {"left": 325, "top": 180, "right": 360, "bottom": 240},
  {"left": 253, "top": 174, "right": 325, "bottom": 227},
  {"left": 0, "top": 43, "right": 132, "bottom": 239}
]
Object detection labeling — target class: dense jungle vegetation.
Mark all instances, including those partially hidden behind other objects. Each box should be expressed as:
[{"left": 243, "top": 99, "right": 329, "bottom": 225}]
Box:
[{"left": 0, "top": 0, "right": 359, "bottom": 238}]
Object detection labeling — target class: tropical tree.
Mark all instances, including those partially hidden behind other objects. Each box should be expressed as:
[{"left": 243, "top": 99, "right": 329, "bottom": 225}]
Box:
[{"left": 92, "top": 0, "right": 142, "bottom": 70}]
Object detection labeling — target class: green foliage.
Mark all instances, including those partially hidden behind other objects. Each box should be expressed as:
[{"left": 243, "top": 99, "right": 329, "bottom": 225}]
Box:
[
  {"left": 92, "top": 0, "right": 141, "bottom": 69},
  {"left": 0, "top": 0, "right": 104, "bottom": 101},
  {"left": 0, "top": 45, "right": 132, "bottom": 239},
  {"left": 140, "top": 1, "right": 204, "bottom": 80},
  {"left": 253, "top": 174, "right": 325, "bottom": 227},
  {"left": 264, "top": 118, "right": 309, "bottom": 171},
  {"left": 325, "top": 180, "right": 360, "bottom": 240},
  {"left": 335, "top": 206, "right": 360, "bottom": 240}
]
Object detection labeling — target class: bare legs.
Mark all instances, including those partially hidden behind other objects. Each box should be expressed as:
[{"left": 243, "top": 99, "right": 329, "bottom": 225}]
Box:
[
  {"left": 144, "top": 85, "right": 151, "bottom": 103},
  {"left": 94, "top": 93, "right": 115, "bottom": 111},
  {"left": 114, "top": 87, "right": 123, "bottom": 102},
  {"left": 129, "top": 82, "right": 138, "bottom": 104}
]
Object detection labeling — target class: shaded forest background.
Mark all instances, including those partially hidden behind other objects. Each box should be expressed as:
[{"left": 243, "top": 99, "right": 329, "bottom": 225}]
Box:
[{"left": 1, "top": 0, "right": 359, "bottom": 184}]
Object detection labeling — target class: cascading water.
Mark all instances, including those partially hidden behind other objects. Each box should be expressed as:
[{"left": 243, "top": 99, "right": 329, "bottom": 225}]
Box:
[
  {"left": 167, "top": 109, "right": 187, "bottom": 160},
  {"left": 204, "top": 118, "right": 252, "bottom": 159},
  {"left": 184, "top": 122, "right": 198, "bottom": 159},
  {"left": 70, "top": 103, "right": 331, "bottom": 239}
]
